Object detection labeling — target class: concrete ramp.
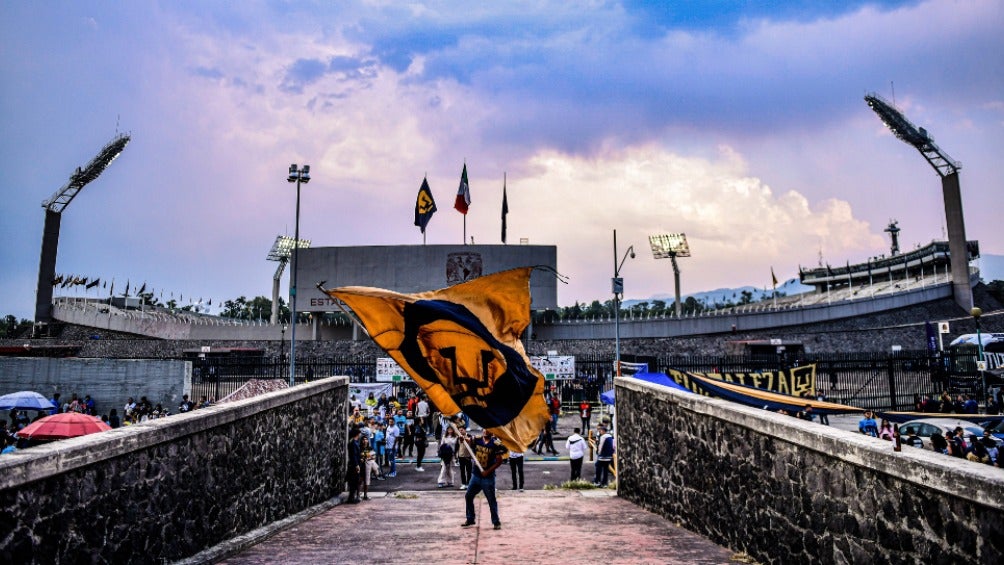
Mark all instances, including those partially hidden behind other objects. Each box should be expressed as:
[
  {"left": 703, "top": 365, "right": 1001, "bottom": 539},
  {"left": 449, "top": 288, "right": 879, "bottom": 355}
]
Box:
[{"left": 217, "top": 490, "right": 735, "bottom": 564}]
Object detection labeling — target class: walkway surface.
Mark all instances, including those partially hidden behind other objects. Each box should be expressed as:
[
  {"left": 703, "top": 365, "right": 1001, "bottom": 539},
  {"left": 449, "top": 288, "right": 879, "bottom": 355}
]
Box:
[{"left": 220, "top": 489, "right": 738, "bottom": 565}]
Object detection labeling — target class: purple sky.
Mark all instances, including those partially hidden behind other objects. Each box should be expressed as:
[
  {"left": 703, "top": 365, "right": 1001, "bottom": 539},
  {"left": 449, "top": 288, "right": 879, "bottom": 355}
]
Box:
[{"left": 2, "top": 1, "right": 1002, "bottom": 320}]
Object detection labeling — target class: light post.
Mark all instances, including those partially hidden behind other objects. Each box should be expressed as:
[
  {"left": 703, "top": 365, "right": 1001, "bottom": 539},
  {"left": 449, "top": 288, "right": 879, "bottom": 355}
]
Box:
[
  {"left": 287, "top": 163, "right": 310, "bottom": 386},
  {"left": 612, "top": 229, "right": 635, "bottom": 377},
  {"left": 280, "top": 324, "right": 287, "bottom": 379},
  {"left": 971, "top": 307, "right": 987, "bottom": 407}
]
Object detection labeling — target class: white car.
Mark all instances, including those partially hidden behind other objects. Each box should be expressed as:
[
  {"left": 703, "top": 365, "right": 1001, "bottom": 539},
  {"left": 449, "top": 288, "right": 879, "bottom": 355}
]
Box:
[{"left": 898, "top": 418, "right": 992, "bottom": 450}]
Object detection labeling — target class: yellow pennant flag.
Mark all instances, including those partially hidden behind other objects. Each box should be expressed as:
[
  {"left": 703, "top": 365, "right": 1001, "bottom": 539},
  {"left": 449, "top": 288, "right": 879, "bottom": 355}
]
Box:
[{"left": 323, "top": 267, "right": 550, "bottom": 452}]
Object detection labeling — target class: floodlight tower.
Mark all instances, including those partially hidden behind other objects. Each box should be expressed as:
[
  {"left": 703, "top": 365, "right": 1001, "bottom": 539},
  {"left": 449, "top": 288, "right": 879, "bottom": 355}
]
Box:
[
  {"left": 266, "top": 235, "right": 310, "bottom": 324},
  {"left": 649, "top": 233, "right": 691, "bottom": 317},
  {"left": 865, "top": 94, "right": 972, "bottom": 311},
  {"left": 35, "top": 134, "right": 131, "bottom": 323}
]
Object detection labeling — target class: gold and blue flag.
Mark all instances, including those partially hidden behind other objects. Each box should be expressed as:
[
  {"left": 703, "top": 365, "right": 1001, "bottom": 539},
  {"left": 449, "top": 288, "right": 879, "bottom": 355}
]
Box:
[
  {"left": 322, "top": 267, "right": 549, "bottom": 451},
  {"left": 414, "top": 177, "right": 437, "bottom": 233}
]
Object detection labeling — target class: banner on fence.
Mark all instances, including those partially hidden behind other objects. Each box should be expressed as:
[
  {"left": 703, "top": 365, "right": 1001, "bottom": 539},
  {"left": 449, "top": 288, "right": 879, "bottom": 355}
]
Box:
[
  {"left": 666, "top": 364, "right": 817, "bottom": 397},
  {"left": 348, "top": 382, "right": 395, "bottom": 410},
  {"left": 616, "top": 361, "right": 649, "bottom": 376},
  {"left": 376, "top": 357, "right": 410, "bottom": 383},
  {"left": 529, "top": 355, "right": 576, "bottom": 380}
]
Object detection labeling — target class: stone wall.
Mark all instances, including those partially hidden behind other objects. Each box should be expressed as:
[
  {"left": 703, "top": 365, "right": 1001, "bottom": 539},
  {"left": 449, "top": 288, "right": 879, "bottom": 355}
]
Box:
[
  {"left": 616, "top": 377, "right": 1004, "bottom": 564},
  {"left": 0, "top": 377, "right": 348, "bottom": 563},
  {"left": 0, "top": 357, "right": 190, "bottom": 417}
]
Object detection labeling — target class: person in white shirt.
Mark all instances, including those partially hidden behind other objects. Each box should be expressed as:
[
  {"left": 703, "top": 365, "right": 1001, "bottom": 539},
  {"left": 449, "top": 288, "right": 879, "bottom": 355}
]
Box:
[
  {"left": 565, "top": 427, "right": 588, "bottom": 481},
  {"left": 415, "top": 396, "right": 431, "bottom": 434},
  {"left": 384, "top": 417, "right": 400, "bottom": 478}
]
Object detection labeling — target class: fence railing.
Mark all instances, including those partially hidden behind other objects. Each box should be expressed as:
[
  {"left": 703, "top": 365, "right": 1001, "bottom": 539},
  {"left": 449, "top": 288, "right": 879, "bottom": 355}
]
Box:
[{"left": 185, "top": 350, "right": 995, "bottom": 412}]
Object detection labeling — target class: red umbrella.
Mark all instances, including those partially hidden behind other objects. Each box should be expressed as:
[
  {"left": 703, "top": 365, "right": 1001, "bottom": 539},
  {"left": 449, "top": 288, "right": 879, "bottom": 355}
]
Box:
[{"left": 16, "top": 412, "right": 112, "bottom": 440}]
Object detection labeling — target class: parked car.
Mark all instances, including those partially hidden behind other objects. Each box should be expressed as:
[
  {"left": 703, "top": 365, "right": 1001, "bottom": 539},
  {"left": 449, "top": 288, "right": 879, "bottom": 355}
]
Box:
[
  {"left": 983, "top": 419, "right": 1004, "bottom": 442},
  {"left": 898, "top": 418, "right": 993, "bottom": 451}
]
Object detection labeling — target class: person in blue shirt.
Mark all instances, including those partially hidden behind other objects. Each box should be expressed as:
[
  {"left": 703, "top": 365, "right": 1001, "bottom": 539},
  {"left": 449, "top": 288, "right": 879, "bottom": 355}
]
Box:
[{"left": 858, "top": 411, "right": 878, "bottom": 437}]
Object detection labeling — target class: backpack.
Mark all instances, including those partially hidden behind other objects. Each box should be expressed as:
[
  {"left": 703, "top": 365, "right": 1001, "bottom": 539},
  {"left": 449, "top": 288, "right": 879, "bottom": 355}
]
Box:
[{"left": 438, "top": 441, "right": 454, "bottom": 461}]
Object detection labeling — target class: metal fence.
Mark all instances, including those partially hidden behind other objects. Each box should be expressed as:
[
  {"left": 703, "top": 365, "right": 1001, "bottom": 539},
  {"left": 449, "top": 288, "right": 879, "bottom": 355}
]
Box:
[{"left": 187, "top": 350, "right": 995, "bottom": 412}]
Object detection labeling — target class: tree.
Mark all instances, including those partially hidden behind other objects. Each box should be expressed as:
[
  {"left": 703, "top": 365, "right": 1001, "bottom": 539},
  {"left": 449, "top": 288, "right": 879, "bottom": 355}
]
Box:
[
  {"left": 1, "top": 314, "right": 32, "bottom": 338},
  {"left": 988, "top": 280, "right": 1004, "bottom": 305}
]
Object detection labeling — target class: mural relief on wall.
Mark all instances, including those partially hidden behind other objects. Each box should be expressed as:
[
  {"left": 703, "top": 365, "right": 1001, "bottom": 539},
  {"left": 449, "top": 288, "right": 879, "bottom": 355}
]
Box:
[{"left": 446, "top": 252, "right": 483, "bottom": 286}]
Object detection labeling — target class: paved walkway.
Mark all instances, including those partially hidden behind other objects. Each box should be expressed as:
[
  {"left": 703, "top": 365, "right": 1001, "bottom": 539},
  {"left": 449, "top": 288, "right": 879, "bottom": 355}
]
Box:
[{"left": 219, "top": 490, "right": 737, "bottom": 565}]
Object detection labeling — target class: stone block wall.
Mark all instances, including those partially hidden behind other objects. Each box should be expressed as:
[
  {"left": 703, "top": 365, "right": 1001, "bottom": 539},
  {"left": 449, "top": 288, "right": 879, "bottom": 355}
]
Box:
[
  {"left": 616, "top": 377, "right": 1004, "bottom": 564},
  {"left": 0, "top": 376, "right": 348, "bottom": 563}
]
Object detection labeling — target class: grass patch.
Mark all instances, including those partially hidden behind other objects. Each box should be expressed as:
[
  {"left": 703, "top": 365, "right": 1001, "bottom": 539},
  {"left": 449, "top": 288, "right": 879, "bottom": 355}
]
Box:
[
  {"left": 393, "top": 492, "right": 419, "bottom": 499},
  {"left": 543, "top": 479, "right": 612, "bottom": 490}
]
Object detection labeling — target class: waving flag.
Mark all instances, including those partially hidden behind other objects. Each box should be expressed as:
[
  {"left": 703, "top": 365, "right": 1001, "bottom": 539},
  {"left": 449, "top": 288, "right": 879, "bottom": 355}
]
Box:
[
  {"left": 322, "top": 267, "right": 549, "bottom": 451},
  {"left": 414, "top": 177, "right": 437, "bottom": 233},
  {"left": 454, "top": 164, "right": 471, "bottom": 214},
  {"left": 501, "top": 175, "right": 509, "bottom": 244},
  {"left": 771, "top": 267, "right": 778, "bottom": 289}
]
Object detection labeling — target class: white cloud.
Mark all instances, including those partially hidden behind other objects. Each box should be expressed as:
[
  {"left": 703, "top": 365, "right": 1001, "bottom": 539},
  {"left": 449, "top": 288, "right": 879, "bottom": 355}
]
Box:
[{"left": 510, "top": 143, "right": 884, "bottom": 304}]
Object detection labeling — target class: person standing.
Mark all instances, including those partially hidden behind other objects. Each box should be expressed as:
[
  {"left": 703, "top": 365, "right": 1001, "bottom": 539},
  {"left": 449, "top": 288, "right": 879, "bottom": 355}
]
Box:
[
  {"left": 579, "top": 400, "right": 592, "bottom": 433},
  {"left": 414, "top": 422, "right": 429, "bottom": 471},
  {"left": 437, "top": 426, "right": 458, "bottom": 487},
  {"left": 415, "top": 395, "right": 431, "bottom": 434},
  {"left": 593, "top": 425, "right": 614, "bottom": 487},
  {"left": 507, "top": 449, "right": 524, "bottom": 491},
  {"left": 402, "top": 410, "right": 416, "bottom": 458},
  {"left": 385, "top": 414, "right": 400, "bottom": 478},
  {"left": 461, "top": 429, "right": 507, "bottom": 530},
  {"left": 565, "top": 427, "right": 587, "bottom": 481},
  {"left": 456, "top": 425, "right": 475, "bottom": 490},
  {"left": 548, "top": 394, "right": 561, "bottom": 433},
  {"left": 345, "top": 427, "right": 362, "bottom": 504}
]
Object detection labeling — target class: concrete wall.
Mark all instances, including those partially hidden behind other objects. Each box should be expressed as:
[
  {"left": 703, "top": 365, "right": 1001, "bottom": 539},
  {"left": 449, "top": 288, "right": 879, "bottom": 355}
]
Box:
[
  {"left": 52, "top": 303, "right": 355, "bottom": 341},
  {"left": 0, "top": 376, "right": 348, "bottom": 563},
  {"left": 616, "top": 377, "right": 1004, "bottom": 564},
  {"left": 297, "top": 244, "right": 559, "bottom": 311},
  {"left": 0, "top": 357, "right": 191, "bottom": 417}
]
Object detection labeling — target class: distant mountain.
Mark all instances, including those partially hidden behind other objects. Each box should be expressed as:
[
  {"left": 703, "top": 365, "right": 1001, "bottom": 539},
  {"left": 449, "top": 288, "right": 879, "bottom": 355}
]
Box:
[
  {"left": 981, "top": 254, "right": 1004, "bottom": 283},
  {"left": 624, "top": 277, "right": 813, "bottom": 309}
]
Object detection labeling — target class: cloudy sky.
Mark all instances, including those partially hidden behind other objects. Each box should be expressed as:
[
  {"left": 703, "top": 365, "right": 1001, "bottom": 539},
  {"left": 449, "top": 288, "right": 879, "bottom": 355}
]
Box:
[{"left": 2, "top": 1, "right": 1002, "bottom": 320}]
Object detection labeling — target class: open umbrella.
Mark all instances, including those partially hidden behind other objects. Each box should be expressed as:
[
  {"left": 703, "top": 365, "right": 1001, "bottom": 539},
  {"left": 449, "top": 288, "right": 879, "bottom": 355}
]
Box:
[
  {"left": 15, "top": 412, "right": 111, "bottom": 440},
  {"left": 0, "top": 390, "right": 56, "bottom": 411}
]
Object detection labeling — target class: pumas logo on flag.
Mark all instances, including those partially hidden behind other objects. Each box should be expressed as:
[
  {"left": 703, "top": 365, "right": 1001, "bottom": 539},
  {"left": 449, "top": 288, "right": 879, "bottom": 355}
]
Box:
[{"left": 322, "top": 267, "right": 549, "bottom": 451}]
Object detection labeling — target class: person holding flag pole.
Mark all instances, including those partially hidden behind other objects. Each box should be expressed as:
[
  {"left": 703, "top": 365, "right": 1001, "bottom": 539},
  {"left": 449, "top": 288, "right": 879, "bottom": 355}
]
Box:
[
  {"left": 449, "top": 418, "right": 507, "bottom": 530},
  {"left": 455, "top": 163, "right": 471, "bottom": 244}
]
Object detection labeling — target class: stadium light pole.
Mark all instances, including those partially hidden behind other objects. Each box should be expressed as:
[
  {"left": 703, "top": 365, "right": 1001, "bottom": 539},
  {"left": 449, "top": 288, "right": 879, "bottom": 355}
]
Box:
[
  {"left": 649, "top": 233, "right": 691, "bottom": 318},
  {"left": 287, "top": 163, "right": 310, "bottom": 386},
  {"left": 612, "top": 229, "right": 635, "bottom": 378},
  {"left": 865, "top": 94, "right": 972, "bottom": 311},
  {"left": 36, "top": 134, "right": 130, "bottom": 325}
]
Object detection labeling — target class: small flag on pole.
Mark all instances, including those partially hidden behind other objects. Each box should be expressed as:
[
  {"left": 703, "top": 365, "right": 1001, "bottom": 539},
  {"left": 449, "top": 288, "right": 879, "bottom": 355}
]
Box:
[
  {"left": 454, "top": 164, "right": 471, "bottom": 215},
  {"left": 501, "top": 174, "right": 509, "bottom": 244},
  {"left": 414, "top": 177, "right": 437, "bottom": 234},
  {"left": 771, "top": 267, "right": 778, "bottom": 289}
]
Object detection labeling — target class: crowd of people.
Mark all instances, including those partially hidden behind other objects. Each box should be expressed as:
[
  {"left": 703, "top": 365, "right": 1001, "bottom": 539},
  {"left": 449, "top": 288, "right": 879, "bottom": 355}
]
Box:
[
  {"left": 913, "top": 391, "right": 1002, "bottom": 415},
  {"left": 857, "top": 409, "right": 1002, "bottom": 466},
  {"left": 343, "top": 389, "right": 618, "bottom": 526},
  {"left": 2, "top": 391, "right": 216, "bottom": 455}
]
